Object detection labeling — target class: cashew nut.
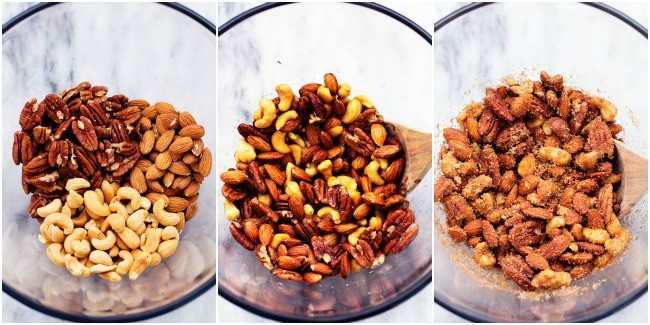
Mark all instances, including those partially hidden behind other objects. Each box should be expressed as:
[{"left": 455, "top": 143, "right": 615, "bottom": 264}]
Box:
[
  {"left": 234, "top": 139, "right": 256, "bottom": 163},
  {"left": 338, "top": 83, "right": 351, "bottom": 98},
  {"left": 109, "top": 200, "right": 128, "bottom": 218},
  {"left": 64, "top": 228, "right": 91, "bottom": 258},
  {"left": 354, "top": 95, "right": 373, "bottom": 108},
  {"left": 285, "top": 162, "right": 296, "bottom": 184},
  {"left": 271, "top": 131, "right": 291, "bottom": 154},
  {"left": 341, "top": 99, "right": 362, "bottom": 124},
  {"left": 100, "top": 213, "right": 126, "bottom": 233},
  {"left": 108, "top": 244, "right": 120, "bottom": 257},
  {"left": 101, "top": 180, "right": 116, "bottom": 203},
  {"left": 89, "top": 250, "right": 113, "bottom": 266},
  {"left": 270, "top": 233, "right": 290, "bottom": 248},
  {"left": 287, "top": 132, "right": 305, "bottom": 147},
  {"left": 284, "top": 181, "right": 305, "bottom": 201},
  {"left": 117, "top": 227, "right": 141, "bottom": 250},
  {"left": 149, "top": 252, "right": 162, "bottom": 266},
  {"left": 304, "top": 162, "right": 318, "bottom": 177},
  {"left": 288, "top": 144, "right": 303, "bottom": 166},
  {"left": 90, "top": 264, "right": 117, "bottom": 274},
  {"left": 140, "top": 197, "right": 152, "bottom": 210},
  {"left": 66, "top": 190, "right": 84, "bottom": 209},
  {"left": 158, "top": 240, "right": 179, "bottom": 259},
  {"left": 141, "top": 228, "right": 162, "bottom": 253},
  {"left": 117, "top": 187, "right": 141, "bottom": 211},
  {"left": 254, "top": 98, "right": 277, "bottom": 128},
  {"left": 304, "top": 204, "right": 314, "bottom": 217},
  {"left": 347, "top": 227, "right": 366, "bottom": 246},
  {"left": 153, "top": 200, "right": 181, "bottom": 226},
  {"left": 91, "top": 230, "right": 117, "bottom": 251},
  {"left": 126, "top": 209, "right": 148, "bottom": 231},
  {"left": 275, "top": 110, "right": 298, "bottom": 130},
  {"left": 275, "top": 84, "right": 294, "bottom": 112},
  {"left": 98, "top": 271, "right": 121, "bottom": 282},
  {"left": 46, "top": 243, "right": 66, "bottom": 267},
  {"left": 65, "top": 178, "right": 91, "bottom": 191},
  {"left": 116, "top": 250, "right": 134, "bottom": 275},
  {"left": 65, "top": 254, "right": 90, "bottom": 277},
  {"left": 162, "top": 226, "right": 180, "bottom": 241},
  {"left": 84, "top": 191, "right": 110, "bottom": 217},
  {"left": 258, "top": 194, "right": 272, "bottom": 207},
  {"left": 71, "top": 209, "right": 90, "bottom": 227},
  {"left": 317, "top": 160, "right": 333, "bottom": 179},
  {"left": 317, "top": 206, "right": 342, "bottom": 224},
  {"left": 129, "top": 250, "right": 151, "bottom": 281},
  {"left": 61, "top": 205, "right": 72, "bottom": 217},
  {"left": 224, "top": 200, "right": 240, "bottom": 221},
  {"left": 317, "top": 85, "right": 334, "bottom": 103},
  {"left": 40, "top": 213, "right": 74, "bottom": 237},
  {"left": 37, "top": 199, "right": 63, "bottom": 218},
  {"left": 364, "top": 160, "right": 385, "bottom": 185}
]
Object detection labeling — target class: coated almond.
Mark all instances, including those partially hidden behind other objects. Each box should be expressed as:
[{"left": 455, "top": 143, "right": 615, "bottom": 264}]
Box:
[{"left": 169, "top": 136, "right": 193, "bottom": 154}]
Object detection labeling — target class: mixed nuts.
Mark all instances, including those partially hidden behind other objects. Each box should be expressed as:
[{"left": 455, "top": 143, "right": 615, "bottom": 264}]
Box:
[
  {"left": 435, "top": 71, "right": 629, "bottom": 291},
  {"left": 12, "top": 82, "right": 212, "bottom": 280},
  {"left": 221, "top": 73, "right": 419, "bottom": 284}
]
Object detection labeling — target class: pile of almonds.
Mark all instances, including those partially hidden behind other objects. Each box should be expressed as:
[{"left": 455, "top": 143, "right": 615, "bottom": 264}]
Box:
[
  {"left": 221, "top": 73, "right": 419, "bottom": 284},
  {"left": 435, "top": 71, "right": 629, "bottom": 291},
  {"left": 12, "top": 82, "right": 212, "bottom": 280}
]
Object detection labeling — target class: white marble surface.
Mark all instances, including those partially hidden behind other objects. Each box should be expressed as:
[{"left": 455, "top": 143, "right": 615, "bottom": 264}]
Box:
[
  {"left": 434, "top": 2, "right": 648, "bottom": 323},
  {"left": 2, "top": 2, "right": 216, "bottom": 323},
  {"left": 217, "top": 2, "right": 432, "bottom": 323}
]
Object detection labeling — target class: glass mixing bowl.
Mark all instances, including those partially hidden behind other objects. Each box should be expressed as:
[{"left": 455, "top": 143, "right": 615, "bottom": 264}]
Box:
[
  {"left": 218, "top": 3, "right": 432, "bottom": 322},
  {"left": 434, "top": 2, "right": 648, "bottom": 322},
  {"left": 2, "top": 3, "right": 216, "bottom": 321}
]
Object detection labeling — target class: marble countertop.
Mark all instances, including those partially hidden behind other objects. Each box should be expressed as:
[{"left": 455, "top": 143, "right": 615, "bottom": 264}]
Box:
[
  {"left": 217, "top": 2, "right": 432, "bottom": 323},
  {"left": 2, "top": 2, "right": 216, "bottom": 323},
  {"left": 434, "top": 2, "right": 648, "bottom": 323}
]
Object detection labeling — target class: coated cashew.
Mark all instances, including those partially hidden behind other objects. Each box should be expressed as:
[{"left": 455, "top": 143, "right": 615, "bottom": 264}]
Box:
[
  {"left": 116, "top": 250, "right": 134, "bottom": 275},
  {"left": 117, "top": 187, "right": 142, "bottom": 211},
  {"left": 271, "top": 131, "right": 291, "bottom": 154},
  {"left": 224, "top": 200, "right": 240, "bottom": 221},
  {"left": 84, "top": 190, "right": 110, "bottom": 217},
  {"left": 234, "top": 139, "right": 256, "bottom": 163},
  {"left": 100, "top": 213, "right": 126, "bottom": 233},
  {"left": 141, "top": 228, "right": 162, "bottom": 253},
  {"left": 126, "top": 209, "right": 148, "bottom": 231},
  {"left": 341, "top": 99, "right": 362, "bottom": 124},
  {"left": 91, "top": 230, "right": 117, "bottom": 251},
  {"left": 275, "top": 84, "right": 294, "bottom": 112},
  {"left": 317, "top": 85, "right": 334, "bottom": 103},
  {"left": 364, "top": 160, "right": 385, "bottom": 185},
  {"left": 89, "top": 250, "right": 113, "bottom": 266},
  {"left": 65, "top": 178, "right": 91, "bottom": 191},
  {"left": 253, "top": 98, "right": 277, "bottom": 128},
  {"left": 275, "top": 110, "right": 298, "bottom": 130},
  {"left": 153, "top": 200, "right": 181, "bottom": 226},
  {"left": 317, "top": 206, "right": 342, "bottom": 224},
  {"left": 37, "top": 199, "right": 63, "bottom": 218},
  {"left": 46, "top": 243, "right": 66, "bottom": 267}
]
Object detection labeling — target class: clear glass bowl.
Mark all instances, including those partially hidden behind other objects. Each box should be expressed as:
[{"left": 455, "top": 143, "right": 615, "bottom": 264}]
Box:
[
  {"left": 218, "top": 3, "right": 432, "bottom": 321},
  {"left": 434, "top": 2, "right": 648, "bottom": 322},
  {"left": 2, "top": 3, "right": 216, "bottom": 321}
]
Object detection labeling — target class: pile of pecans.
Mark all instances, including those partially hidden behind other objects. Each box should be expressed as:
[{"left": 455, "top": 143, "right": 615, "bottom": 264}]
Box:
[
  {"left": 221, "top": 73, "right": 419, "bottom": 284},
  {"left": 12, "top": 82, "right": 212, "bottom": 280},
  {"left": 435, "top": 71, "right": 629, "bottom": 291}
]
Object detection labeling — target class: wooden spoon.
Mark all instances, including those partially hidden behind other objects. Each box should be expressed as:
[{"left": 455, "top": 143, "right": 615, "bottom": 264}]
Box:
[
  {"left": 614, "top": 139, "right": 648, "bottom": 214},
  {"left": 385, "top": 122, "right": 432, "bottom": 194}
]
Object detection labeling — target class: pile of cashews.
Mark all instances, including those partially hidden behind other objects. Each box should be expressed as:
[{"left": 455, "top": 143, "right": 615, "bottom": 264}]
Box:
[{"left": 36, "top": 178, "right": 182, "bottom": 282}]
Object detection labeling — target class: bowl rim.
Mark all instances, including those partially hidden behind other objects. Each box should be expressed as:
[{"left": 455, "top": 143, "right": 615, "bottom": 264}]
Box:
[
  {"left": 433, "top": 2, "right": 648, "bottom": 323},
  {"left": 1, "top": 2, "right": 216, "bottom": 322},
  {"left": 217, "top": 2, "right": 432, "bottom": 322}
]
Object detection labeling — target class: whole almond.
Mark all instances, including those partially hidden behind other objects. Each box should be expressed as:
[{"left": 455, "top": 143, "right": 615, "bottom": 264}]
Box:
[
  {"left": 171, "top": 175, "right": 192, "bottom": 190},
  {"left": 146, "top": 164, "right": 165, "bottom": 180},
  {"left": 351, "top": 156, "right": 369, "bottom": 170},
  {"left": 198, "top": 148, "right": 212, "bottom": 177},
  {"left": 191, "top": 139, "right": 204, "bottom": 156},
  {"left": 277, "top": 256, "right": 301, "bottom": 270},
  {"left": 185, "top": 201, "right": 199, "bottom": 221},
  {"left": 155, "top": 130, "right": 175, "bottom": 152},
  {"left": 162, "top": 171, "right": 175, "bottom": 187},
  {"left": 384, "top": 158, "right": 405, "bottom": 182},
  {"left": 142, "top": 105, "right": 159, "bottom": 119},
  {"left": 179, "top": 125, "right": 205, "bottom": 139},
  {"left": 136, "top": 159, "right": 153, "bottom": 172},
  {"left": 178, "top": 111, "right": 197, "bottom": 127},
  {"left": 220, "top": 170, "right": 247, "bottom": 184},
  {"left": 183, "top": 152, "right": 200, "bottom": 165},
  {"left": 145, "top": 193, "right": 170, "bottom": 205},
  {"left": 302, "top": 272, "right": 323, "bottom": 284},
  {"left": 243, "top": 220, "right": 259, "bottom": 243},
  {"left": 168, "top": 197, "right": 190, "bottom": 212},
  {"left": 247, "top": 136, "right": 271, "bottom": 152},
  {"left": 168, "top": 161, "right": 191, "bottom": 176},
  {"left": 323, "top": 73, "right": 339, "bottom": 96},
  {"left": 259, "top": 224, "right": 274, "bottom": 246},
  {"left": 155, "top": 151, "right": 173, "bottom": 170},
  {"left": 183, "top": 181, "right": 200, "bottom": 197},
  {"left": 373, "top": 145, "right": 401, "bottom": 159},
  {"left": 158, "top": 112, "right": 179, "bottom": 129},
  {"left": 264, "top": 164, "right": 285, "bottom": 185},
  {"left": 310, "top": 262, "right": 334, "bottom": 275},
  {"left": 130, "top": 167, "right": 147, "bottom": 193},
  {"left": 371, "top": 124, "right": 387, "bottom": 146},
  {"left": 147, "top": 180, "right": 165, "bottom": 193},
  {"left": 155, "top": 102, "right": 176, "bottom": 115},
  {"left": 169, "top": 136, "right": 193, "bottom": 154},
  {"left": 140, "top": 130, "right": 155, "bottom": 154}
]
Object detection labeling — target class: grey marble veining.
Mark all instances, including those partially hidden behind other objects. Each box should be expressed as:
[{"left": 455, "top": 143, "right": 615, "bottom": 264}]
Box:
[
  {"left": 434, "top": 2, "right": 648, "bottom": 323},
  {"left": 2, "top": 2, "right": 216, "bottom": 323},
  {"left": 217, "top": 2, "right": 432, "bottom": 323}
]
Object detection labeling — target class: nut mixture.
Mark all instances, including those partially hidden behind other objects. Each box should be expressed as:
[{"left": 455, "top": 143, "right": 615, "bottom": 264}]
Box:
[
  {"left": 221, "top": 73, "right": 419, "bottom": 284},
  {"left": 434, "top": 71, "right": 629, "bottom": 291},
  {"left": 12, "top": 83, "right": 212, "bottom": 280}
]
